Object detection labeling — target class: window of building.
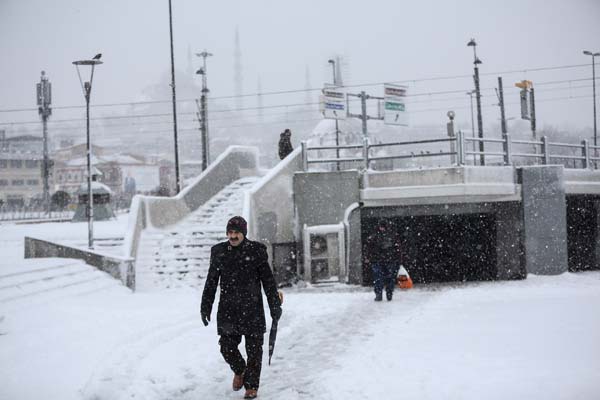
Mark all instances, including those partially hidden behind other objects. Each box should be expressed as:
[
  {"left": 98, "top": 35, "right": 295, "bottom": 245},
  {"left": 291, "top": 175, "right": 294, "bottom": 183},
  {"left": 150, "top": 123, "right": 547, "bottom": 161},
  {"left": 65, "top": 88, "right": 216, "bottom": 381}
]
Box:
[
  {"left": 0, "top": 179, "right": 8, "bottom": 186},
  {"left": 0, "top": 160, "right": 7, "bottom": 168},
  {"left": 11, "top": 179, "right": 25, "bottom": 186},
  {"left": 25, "top": 160, "right": 38, "bottom": 168},
  {"left": 9, "top": 160, "right": 22, "bottom": 168},
  {"left": 27, "top": 179, "right": 39, "bottom": 186}
]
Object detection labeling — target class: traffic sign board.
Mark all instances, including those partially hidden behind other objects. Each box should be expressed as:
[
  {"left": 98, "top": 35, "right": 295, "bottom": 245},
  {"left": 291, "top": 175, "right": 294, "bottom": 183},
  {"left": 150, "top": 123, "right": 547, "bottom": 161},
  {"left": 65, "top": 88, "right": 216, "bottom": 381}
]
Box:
[
  {"left": 322, "top": 87, "right": 347, "bottom": 120},
  {"left": 383, "top": 83, "right": 408, "bottom": 126}
]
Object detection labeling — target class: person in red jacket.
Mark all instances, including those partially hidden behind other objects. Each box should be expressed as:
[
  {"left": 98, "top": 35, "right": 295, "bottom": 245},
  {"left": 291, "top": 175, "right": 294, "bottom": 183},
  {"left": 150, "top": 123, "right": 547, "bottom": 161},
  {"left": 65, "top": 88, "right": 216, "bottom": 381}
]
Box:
[{"left": 201, "top": 216, "right": 282, "bottom": 399}]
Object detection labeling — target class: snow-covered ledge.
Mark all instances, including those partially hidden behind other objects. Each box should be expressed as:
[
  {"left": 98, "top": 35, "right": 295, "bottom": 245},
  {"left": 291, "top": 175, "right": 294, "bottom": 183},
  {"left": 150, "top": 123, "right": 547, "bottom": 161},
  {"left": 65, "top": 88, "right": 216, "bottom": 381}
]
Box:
[
  {"left": 245, "top": 147, "right": 303, "bottom": 244},
  {"left": 123, "top": 146, "right": 261, "bottom": 260}
]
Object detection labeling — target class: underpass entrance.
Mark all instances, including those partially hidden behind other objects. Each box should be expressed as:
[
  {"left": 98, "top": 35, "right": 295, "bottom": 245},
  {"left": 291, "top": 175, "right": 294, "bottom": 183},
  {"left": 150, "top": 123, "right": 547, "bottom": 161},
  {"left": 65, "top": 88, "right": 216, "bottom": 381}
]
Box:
[{"left": 362, "top": 213, "right": 497, "bottom": 284}]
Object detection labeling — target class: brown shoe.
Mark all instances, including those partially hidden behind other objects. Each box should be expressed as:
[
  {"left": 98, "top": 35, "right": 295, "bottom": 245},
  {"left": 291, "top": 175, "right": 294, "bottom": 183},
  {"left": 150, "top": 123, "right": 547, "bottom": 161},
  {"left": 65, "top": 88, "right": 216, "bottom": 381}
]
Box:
[
  {"left": 232, "top": 372, "right": 244, "bottom": 391},
  {"left": 244, "top": 389, "right": 258, "bottom": 399}
]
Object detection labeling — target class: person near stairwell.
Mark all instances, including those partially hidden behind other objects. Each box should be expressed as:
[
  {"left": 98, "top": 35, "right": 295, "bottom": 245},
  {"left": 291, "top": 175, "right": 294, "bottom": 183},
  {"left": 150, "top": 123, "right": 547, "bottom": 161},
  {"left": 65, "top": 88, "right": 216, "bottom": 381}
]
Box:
[
  {"left": 278, "top": 128, "right": 293, "bottom": 160},
  {"left": 201, "top": 216, "right": 282, "bottom": 399},
  {"left": 366, "top": 219, "right": 401, "bottom": 301}
]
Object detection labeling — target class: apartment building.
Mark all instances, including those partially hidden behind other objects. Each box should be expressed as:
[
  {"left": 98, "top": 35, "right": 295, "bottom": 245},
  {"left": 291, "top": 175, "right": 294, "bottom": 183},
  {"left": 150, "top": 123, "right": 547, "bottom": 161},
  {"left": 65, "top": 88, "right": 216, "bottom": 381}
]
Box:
[{"left": 0, "top": 152, "right": 44, "bottom": 207}]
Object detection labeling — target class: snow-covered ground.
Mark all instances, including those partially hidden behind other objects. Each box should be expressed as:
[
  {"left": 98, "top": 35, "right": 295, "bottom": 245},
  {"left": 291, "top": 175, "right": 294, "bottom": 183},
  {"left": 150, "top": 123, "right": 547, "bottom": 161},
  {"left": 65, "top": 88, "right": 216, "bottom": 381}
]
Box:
[{"left": 1, "top": 218, "right": 599, "bottom": 400}]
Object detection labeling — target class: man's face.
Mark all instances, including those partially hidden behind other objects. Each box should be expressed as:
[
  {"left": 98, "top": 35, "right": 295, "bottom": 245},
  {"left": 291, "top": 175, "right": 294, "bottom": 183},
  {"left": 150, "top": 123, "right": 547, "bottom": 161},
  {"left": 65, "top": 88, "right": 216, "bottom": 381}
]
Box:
[{"left": 227, "top": 230, "right": 244, "bottom": 247}]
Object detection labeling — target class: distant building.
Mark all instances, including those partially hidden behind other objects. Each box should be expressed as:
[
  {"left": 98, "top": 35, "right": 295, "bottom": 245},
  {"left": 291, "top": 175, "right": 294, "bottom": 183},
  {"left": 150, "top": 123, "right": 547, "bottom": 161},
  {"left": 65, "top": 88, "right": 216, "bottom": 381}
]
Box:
[
  {"left": 0, "top": 134, "right": 44, "bottom": 154},
  {"left": 52, "top": 143, "right": 161, "bottom": 199},
  {"left": 0, "top": 152, "right": 44, "bottom": 207}
]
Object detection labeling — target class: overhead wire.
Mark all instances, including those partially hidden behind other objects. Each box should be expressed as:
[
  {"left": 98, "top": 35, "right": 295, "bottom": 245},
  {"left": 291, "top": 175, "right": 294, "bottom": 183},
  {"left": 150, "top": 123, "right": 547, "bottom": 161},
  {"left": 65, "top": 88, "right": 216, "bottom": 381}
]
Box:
[{"left": 0, "top": 62, "right": 592, "bottom": 114}]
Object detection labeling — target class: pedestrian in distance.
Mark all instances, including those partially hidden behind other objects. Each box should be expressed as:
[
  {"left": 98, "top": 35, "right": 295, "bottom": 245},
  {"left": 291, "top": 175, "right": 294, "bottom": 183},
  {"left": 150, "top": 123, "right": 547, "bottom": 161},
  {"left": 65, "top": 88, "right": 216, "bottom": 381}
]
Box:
[
  {"left": 201, "top": 216, "right": 283, "bottom": 399},
  {"left": 366, "top": 219, "right": 401, "bottom": 301},
  {"left": 278, "top": 128, "right": 293, "bottom": 160}
]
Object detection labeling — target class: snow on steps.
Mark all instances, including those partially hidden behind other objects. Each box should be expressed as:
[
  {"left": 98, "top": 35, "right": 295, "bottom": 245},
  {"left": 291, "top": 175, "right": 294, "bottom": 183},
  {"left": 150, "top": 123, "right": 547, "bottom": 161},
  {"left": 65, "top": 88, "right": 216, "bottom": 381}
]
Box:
[
  {"left": 135, "top": 176, "right": 258, "bottom": 290},
  {"left": 0, "top": 258, "right": 129, "bottom": 307}
]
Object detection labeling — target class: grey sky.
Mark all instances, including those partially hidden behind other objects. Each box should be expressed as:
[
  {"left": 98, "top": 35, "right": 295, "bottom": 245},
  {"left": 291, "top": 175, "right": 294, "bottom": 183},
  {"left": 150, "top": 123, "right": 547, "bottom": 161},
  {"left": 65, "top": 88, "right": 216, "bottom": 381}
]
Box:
[{"left": 1, "top": 0, "right": 599, "bottom": 135}]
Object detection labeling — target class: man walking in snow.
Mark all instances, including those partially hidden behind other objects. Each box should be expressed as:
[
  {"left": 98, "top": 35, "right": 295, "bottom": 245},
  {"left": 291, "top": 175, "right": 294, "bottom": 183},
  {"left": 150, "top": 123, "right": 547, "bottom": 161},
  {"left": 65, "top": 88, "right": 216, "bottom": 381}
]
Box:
[
  {"left": 366, "top": 219, "right": 401, "bottom": 301},
  {"left": 201, "top": 216, "right": 282, "bottom": 399}
]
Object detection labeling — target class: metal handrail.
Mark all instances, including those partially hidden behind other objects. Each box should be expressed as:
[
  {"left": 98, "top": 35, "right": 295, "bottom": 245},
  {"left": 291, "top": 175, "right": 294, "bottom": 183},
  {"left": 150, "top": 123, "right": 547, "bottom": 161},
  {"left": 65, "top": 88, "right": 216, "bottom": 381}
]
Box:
[
  {"left": 307, "top": 144, "right": 363, "bottom": 151},
  {"left": 301, "top": 133, "right": 598, "bottom": 171},
  {"left": 510, "top": 139, "right": 543, "bottom": 145},
  {"left": 369, "top": 137, "right": 455, "bottom": 148},
  {"left": 464, "top": 137, "right": 506, "bottom": 144}
]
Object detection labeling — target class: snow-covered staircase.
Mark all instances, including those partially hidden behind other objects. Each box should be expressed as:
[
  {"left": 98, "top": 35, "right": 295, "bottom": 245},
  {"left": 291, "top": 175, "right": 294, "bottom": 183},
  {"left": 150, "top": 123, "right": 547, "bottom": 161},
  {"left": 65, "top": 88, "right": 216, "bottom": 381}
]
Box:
[
  {"left": 0, "top": 258, "right": 128, "bottom": 306},
  {"left": 135, "top": 176, "right": 259, "bottom": 290}
]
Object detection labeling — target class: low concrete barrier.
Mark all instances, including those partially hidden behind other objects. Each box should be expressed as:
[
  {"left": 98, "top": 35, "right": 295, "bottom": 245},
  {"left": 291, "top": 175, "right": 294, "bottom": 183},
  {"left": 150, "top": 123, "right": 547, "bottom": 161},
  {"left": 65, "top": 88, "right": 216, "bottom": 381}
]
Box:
[
  {"left": 24, "top": 236, "right": 135, "bottom": 289},
  {"left": 123, "top": 145, "right": 261, "bottom": 262}
]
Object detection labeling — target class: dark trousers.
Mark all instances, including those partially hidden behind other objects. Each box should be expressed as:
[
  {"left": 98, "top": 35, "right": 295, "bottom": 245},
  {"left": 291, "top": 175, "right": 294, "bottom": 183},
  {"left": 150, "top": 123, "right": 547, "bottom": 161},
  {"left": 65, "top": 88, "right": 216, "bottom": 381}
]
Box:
[
  {"left": 219, "top": 334, "right": 264, "bottom": 390},
  {"left": 372, "top": 263, "right": 399, "bottom": 295}
]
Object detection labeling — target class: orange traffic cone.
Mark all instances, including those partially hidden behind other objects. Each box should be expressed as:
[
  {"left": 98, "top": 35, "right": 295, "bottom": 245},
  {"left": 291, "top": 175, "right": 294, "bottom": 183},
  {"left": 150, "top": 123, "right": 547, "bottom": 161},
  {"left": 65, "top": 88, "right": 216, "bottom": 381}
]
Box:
[{"left": 396, "top": 266, "right": 413, "bottom": 289}]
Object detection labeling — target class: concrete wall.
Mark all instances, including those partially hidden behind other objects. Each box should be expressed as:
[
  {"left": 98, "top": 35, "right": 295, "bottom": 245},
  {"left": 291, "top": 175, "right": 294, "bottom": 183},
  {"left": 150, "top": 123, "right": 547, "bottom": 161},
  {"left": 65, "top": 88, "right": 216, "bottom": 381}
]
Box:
[
  {"left": 143, "top": 146, "right": 260, "bottom": 229},
  {"left": 293, "top": 170, "right": 360, "bottom": 228},
  {"left": 293, "top": 170, "right": 360, "bottom": 280},
  {"left": 520, "top": 166, "right": 568, "bottom": 275},
  {"left": 495, "top": 202, "right": 526, "bottom": 280},
  {"left": 123, "top": 146, "right": 260, "bottom": 260},
  {"left": 24, "top": 236, "right": 135, "bottom": 289},
  {"left": 246, "top": 147, "right": 302, "bottom": 244},
  {"left": 346, "top": 205, "right": 363, "bottom": 284},
  {"left": 181, "top": 147, "right": 260, "bottom": 214}
]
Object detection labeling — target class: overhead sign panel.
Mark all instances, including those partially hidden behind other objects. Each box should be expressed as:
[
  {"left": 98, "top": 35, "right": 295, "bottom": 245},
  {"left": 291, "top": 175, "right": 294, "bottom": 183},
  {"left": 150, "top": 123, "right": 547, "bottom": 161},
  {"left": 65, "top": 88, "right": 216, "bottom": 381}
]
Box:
[
  {"left": 383, "top": 83, "right": 408, "bottom": 126},
  {"left": 322, "top": 86, "right": 347, "bottom": 120}
]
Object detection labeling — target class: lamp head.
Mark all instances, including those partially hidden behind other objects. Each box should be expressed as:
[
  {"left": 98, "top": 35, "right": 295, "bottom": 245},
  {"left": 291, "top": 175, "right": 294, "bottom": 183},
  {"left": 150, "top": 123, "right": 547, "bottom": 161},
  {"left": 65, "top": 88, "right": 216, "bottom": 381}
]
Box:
[
  {"left": 447, "top": 110, "right": 456, "bottom": 121},
  {"left": 196, "top": 68, "right": 205, "bottom": 75},
  {"left": 467, "top": 38, "right": 477, "bottom": 47},
  {"left": 328, "top": 59, "right": 335, "bottom": 65},
  {"left": 474, "top": 57, "right": 483, "bottom": 65}
]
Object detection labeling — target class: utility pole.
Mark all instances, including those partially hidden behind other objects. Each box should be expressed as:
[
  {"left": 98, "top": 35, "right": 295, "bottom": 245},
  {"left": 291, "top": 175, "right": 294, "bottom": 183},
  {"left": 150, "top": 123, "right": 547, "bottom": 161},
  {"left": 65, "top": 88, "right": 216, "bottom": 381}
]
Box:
[
  {"left": 36, "top": 71, "right": 52, "bottom": 214},
  {"left": 346, "top": 90, "right": 384, "bottom": 169},
  {"left": 530, "top": 86, "right": 536, "bottom": 143},
  {"left": 196, "top": 50, "right": 213, "bottom": 171},
  {"left": 466, "top": 91, "right": 477, "bottom": 164},
  {"left": 168, "top": 0, "right": 181, "bottom": 194},
  {"left": 328, "top": 59, "right": 341, "bottom": 170},
  {"left": 583, "top": 50, "right": 599, "bottom": 168},
  {"left": 496, "top": 77, "right": 507, "bottom": 135},
  {"left": 467, "top": 38, "right": 484, "bottom": 165}
]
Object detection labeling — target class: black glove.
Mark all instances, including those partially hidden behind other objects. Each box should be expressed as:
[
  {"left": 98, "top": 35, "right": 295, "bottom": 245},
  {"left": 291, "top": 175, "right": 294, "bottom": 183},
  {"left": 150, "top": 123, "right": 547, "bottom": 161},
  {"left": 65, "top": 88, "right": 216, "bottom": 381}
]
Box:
[
  {"left": 201, "top": 311, "right": 210, "bottom": 326},
  {"left": 271, "top": 307, "right": 282, "bottom": 322}
]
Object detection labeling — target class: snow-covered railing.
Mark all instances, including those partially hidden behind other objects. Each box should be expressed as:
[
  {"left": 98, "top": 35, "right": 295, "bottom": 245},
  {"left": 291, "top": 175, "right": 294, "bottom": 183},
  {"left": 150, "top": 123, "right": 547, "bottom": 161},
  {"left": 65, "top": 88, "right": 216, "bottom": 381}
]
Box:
[
  {"left": 123, "top": 146, "right": 261, "bottom": 261},
  {"left": 302, "top": 133, "right": 600, "bottom": 171},
  {"left": 0, "top": 208, "right": 73, "bottom": 222}
]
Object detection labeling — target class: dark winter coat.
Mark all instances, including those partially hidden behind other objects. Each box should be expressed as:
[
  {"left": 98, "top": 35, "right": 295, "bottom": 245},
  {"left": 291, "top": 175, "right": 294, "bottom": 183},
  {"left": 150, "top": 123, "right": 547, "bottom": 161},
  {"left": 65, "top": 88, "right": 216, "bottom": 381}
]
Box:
[
  {"left": 278, "top": 133, "right": 293, "bottom": 160},
  {"left": 201, "top": 238, "right": 282, "bottom": 336},
  {"left": 365, "top": 225, "right": 401, "bottom": 264}
]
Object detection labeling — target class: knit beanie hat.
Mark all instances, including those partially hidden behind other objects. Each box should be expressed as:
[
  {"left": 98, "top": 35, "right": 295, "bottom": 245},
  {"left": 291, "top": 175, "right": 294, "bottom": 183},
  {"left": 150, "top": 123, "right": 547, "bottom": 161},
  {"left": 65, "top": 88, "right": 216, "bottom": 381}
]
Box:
[{"left": 226, "top": 216, "right": 247, "bottom": 236}]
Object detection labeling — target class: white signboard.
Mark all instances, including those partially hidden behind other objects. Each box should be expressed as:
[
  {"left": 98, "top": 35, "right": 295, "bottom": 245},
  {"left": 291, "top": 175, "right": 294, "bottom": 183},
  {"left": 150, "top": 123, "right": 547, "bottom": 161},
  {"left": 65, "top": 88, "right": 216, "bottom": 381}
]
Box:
[
  {"left": 383, "top": 83, "right": 408, "bottom": 126},
  {"left": 322, "top": 86, "right": 347, "bottom": 120}
]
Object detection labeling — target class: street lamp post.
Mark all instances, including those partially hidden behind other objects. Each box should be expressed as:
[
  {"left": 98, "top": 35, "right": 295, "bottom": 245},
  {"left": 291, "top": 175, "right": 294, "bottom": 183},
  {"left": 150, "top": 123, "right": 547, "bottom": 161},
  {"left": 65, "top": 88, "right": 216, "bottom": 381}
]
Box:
[
  {"left": 196, "top": 50, "right": 213, "bottom": 171},
  {"left": 168, "top": 0, "right": 181, "bottom": 193},
  {"left": 328, "top": 59, "right": 340, "bottom": 170},
  {"left": 583, "top": 50, "right": 600, "bottom": 168},
  {"left": 467, "top": 38, "right": 484, "bottom": 165},
  {"left": 73, "top": 55, "right": 102, "bottom": 249},
  {"left": 36, "top": 71, "right": 52, "bottom": 214}
]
